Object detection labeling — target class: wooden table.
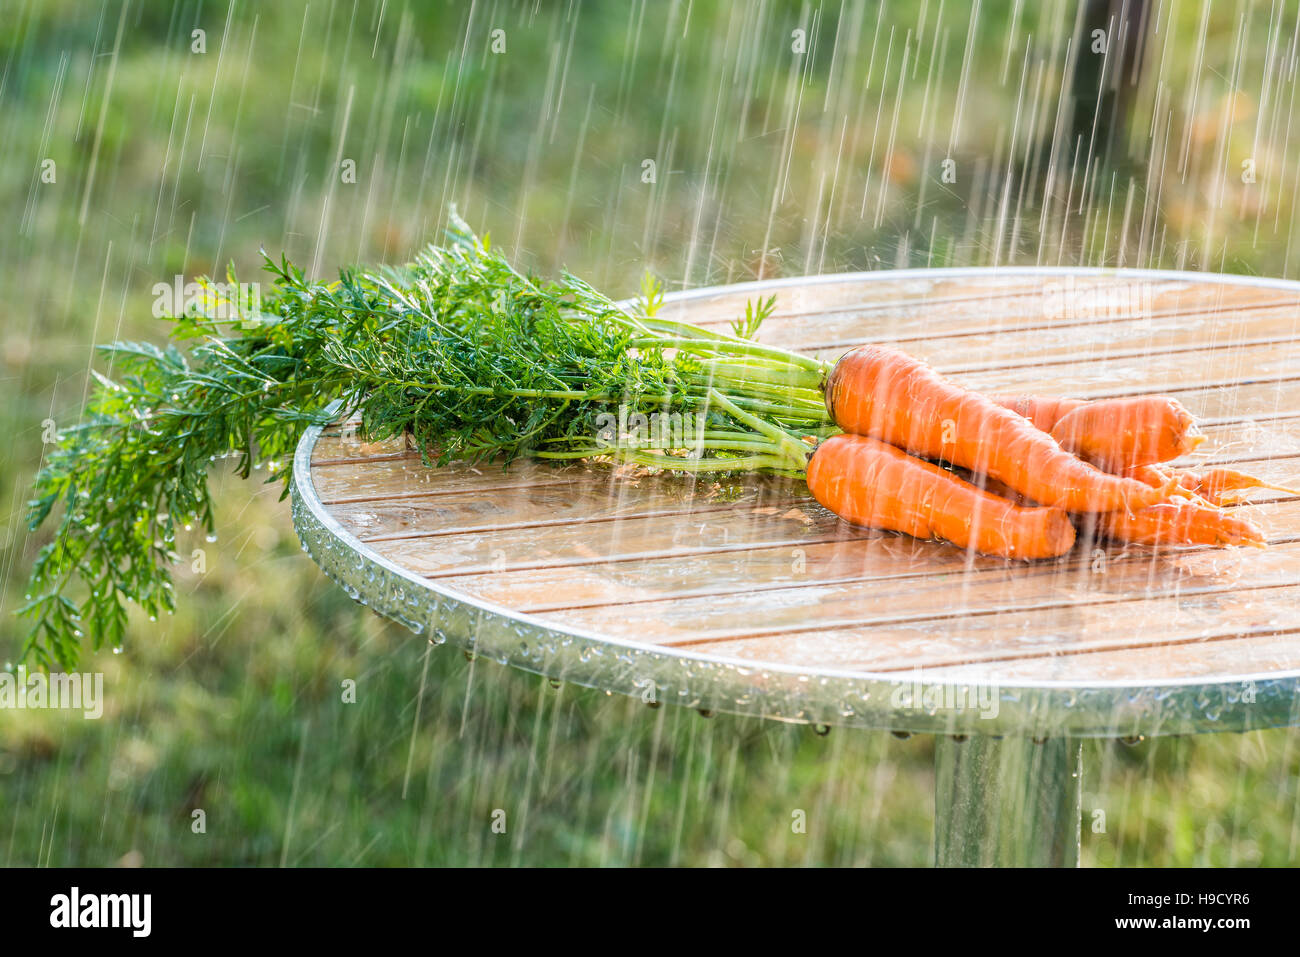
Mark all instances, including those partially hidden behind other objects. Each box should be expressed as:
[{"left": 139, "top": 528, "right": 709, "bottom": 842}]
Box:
[{"left": 291, "top": 267, "right": 1300, "bottom": 866}]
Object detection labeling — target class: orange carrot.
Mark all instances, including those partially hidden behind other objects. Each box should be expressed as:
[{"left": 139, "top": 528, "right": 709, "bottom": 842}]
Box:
[
  {"left": 1082, "top": 498, "right": 1266, "bottom": 548},
  {"left": 1048, "top": 396, "right": 1203, "bottom": 470},
  {"left": 963, "top": 464, "right": 1265, "bottom": 548},
  {"left": 992, "top": 393, "right": 1204, "bottom": 468},
  {"left": 988, "top": 394, "right": 1086, "bottom": 432},
  {"left": 824, "top": 345, "right": 1173, "bottom": 512},
  {"left": 806, "top": 434, "right": 1077, "bottom": 559},
  {"left": 1127, "top": 463, "right": 1299, "bottom": 505}
]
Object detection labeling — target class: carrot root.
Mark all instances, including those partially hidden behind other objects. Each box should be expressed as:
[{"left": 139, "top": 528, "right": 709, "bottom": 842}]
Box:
[
  {"left": 1260, "top": 481, "right": 1300, "bottom": 496},
  {"left": 806, "top": 434, "right": 1077, "bottom": 559},
  {"left": 1083, "top": 499, "right": 1267, "bottom": 548},
  {"left": 1128, "top": 465, "right": 1300, "bottom": 505}
]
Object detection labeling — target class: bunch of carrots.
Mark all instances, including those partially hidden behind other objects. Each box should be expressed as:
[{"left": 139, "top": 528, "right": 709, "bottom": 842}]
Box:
[
  {"left": 805, "top": 344, "right": 1294, "bottom": 559},
  {"left": 23, "top": 212, "right": 1299, "bottom": 668}
]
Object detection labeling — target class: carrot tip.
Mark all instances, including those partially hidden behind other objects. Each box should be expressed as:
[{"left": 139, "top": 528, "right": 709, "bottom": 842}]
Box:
[
  {"left": 1044, "top": 509, "right": 1078, "bottom": 557},
  {"left": 1220, "top": 482, "right": 1300, "bottom": 502},
  {"left": 1156, "top": 474, "right": 1184, "bottom": 501},
  {"left": 1263, "top": 483, "right": 1300, "bottom": 497}
]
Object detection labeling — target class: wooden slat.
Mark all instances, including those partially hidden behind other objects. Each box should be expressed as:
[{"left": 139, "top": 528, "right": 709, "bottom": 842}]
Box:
[
  {"left": 311, "top": 456, "right": 579, "bottom": 503},
  {"left": 366, "top": 500, "right": 870, "bottom": 576},
  {"left": 805, "top": 302, "right": 1300, "bottom": 371},
  {"left": 916, "top": 632, "right": 1300, "bottom": 682},
  {"left": 677, "top": 584, "right": 1300, "bottom": 674},
  {"left": 442, "top": 457, "right": 1300, "bottom": 613},
  {"left": 950, "top": 339, "right": 1300, "bottom": 396},
  {"left": 676, "top": 605, "right": 1300, "bottom": 670},
  {"left": 333, "top": 473, "right": 805, "bottom": 542},
  {"left": 450, "top": 533, "right": 1010, "bottom": 610},
  {"left": 1183, "top": 420, "right": 1300, "bottom": 462},
  {"left": 659, "top": 273, "right": 1281, "bottom": 326},
  {"left": 775, "top": 287, "right": 1296, "bottom": 353},
  {"left": 531, "top": 501, "right": 1300, "bottom": 647},
  {"left": 312, "top": 430, "right": 409, "bottom": 463},
  {"left": 655, "top": 274, "right": 1051, "bottom": 323},
  {"left": 1166, "top": 378, "right": 1300, "bottom": 423}
]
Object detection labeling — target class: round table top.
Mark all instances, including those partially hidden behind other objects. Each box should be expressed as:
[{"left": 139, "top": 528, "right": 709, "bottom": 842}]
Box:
[{"left": 291, "top": 266, "right": 1300, "bottom": 737}]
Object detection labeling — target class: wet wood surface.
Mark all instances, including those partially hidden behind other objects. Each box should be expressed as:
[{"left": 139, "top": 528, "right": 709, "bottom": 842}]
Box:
[{"left": 308, "top": 272, "right": 1300, "bottom": 682}]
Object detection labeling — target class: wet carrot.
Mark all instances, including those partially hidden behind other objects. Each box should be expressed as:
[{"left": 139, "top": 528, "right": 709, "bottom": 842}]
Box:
[
  {"left": 1082, "top": 497, "right": 1267, "bottom": 548},
  {"left": 988, "top": 394, "right": 1086, "bottom": 432},
  {"left": 806, "top": 434, "right": 1077, "bottom": 559},
  {"left": 1048, "top": 396, "right": 1203, "bottom": 470},
  {"left": 971, "top": 464, "right": 1265, "bottom": 548},
  {"left": 1178, "top": 467, "right": 1300, "bottom": 504},
  {"left": 992, "top": 393, "right": 1204, "bottom": 467},
  {"left": 1127, "top": 463, "right": 1300, "bottom": 505},
  {"left": 824, "top": 345, "right": 1173, "bottom": 512}
]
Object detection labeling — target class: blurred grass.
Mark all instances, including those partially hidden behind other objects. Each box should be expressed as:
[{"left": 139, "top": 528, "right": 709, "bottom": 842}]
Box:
[{"left": 2, "top": 0, "right": 1299, "bottom": 865}]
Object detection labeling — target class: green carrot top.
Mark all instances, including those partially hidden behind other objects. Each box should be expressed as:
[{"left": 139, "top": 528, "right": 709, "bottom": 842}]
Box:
[{"left": 21, "top": 210, "right": 832, "bottom": 669}]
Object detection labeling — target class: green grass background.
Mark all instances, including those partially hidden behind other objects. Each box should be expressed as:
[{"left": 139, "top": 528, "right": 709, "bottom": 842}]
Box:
[{"left": 2, "top": 0, "right": 1298, "bottom": 865}]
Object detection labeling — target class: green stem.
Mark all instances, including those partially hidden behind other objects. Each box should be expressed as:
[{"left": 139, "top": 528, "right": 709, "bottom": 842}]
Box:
[
  {"left": 705, "top": 389, "right": 810, "bottom": 469},
  {"left": 535, "top": 447, "right": 800, "bottom": 474},
  {"left": 688, "top": 363, "right": 824, "bottom": 391},
  {"left": 684, "top": 374, "right": 825, "bottom": 410},
  {"left": 633, "top": 336, "right": 827, "bottom": 374},
  {"left": 544, "top": 437, "right": 782, "bottom": 454}
]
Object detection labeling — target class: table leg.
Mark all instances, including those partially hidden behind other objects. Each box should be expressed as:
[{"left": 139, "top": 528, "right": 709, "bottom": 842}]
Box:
[{"left": 933, "top": 735, "right": 1082, "bottom": 867}]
